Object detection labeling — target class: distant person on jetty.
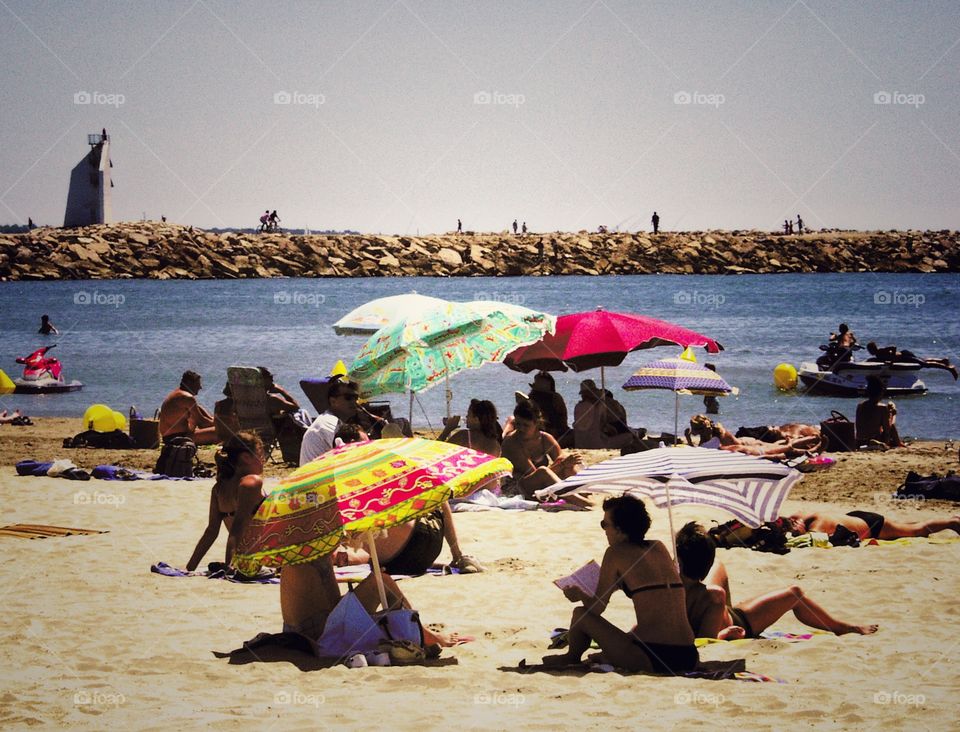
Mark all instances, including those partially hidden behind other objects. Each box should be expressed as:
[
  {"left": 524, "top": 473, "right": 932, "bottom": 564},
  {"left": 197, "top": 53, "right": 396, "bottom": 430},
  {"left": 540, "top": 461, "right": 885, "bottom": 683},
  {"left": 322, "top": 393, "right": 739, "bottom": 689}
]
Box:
[
  {"left": 300, "top": 375, "right": 360, "bottom": 463},
  {"left": 865, "top": 342, "right": 958, "bottom": 379},
  {"left": 522, "top": 221, "right": 528, "bottom": 236},
  {"left": 855, "top": 375, "right": 905, "bottom": 449},
  {"left": 542, "top": 496, "right": 698, "bottom": 672},
  {"left": 185, "top": 431, "right": 267, "bottom": 573},
  {"left": 783, "top": 220, "right": 789, "bottom": 235},
  {"left": 38, "top": 314, "right": 58, "bottom": 335},
  {"left": 28, "top": 217, "right": 35, "bottom": 230},
  {"left": 677, "top": 522, "right": 877, "bottom": 639},
  {"left": 786, "top": 508, "right": 960, "bottom": 541},
  {"left": 512, "top": 219, "right": 518, "bottom": 234},
  {"left": 158, "top": 370, "right": 219, "bottom": 446},
  {"left": 268, "top": 210, "right": 281, "bottom": 232},
  {"left": 651, "top": 211, "right": 659, "bottom": 234},
  {"left": 457, "top": 218, "right": 462, "bottom": 233},
  {"left": 796, "top": 214, "right": 804, "bottom": 234},
  {"left": 259, "top": 210, "right": 270, "bottom": 232}
]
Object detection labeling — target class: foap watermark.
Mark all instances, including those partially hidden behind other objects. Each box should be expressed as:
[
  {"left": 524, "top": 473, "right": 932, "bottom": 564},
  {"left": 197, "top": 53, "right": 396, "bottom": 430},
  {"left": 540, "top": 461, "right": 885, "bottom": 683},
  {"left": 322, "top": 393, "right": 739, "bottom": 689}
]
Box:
[
  {"left": 74, "top": 290, "right": 125, "bottom": 307},
  {"left": 473, "top": 90, "right": 525, "bottom": 107},
  {"left": 673, "top": 290, "right": 726, "bottom": 308},
  {"left": 273, "top": 291, "right": 325, "bottom": 307},
  {"left": 273, "top": 90, "right": 325, "bottom": 109},
  {"left": 873, "top": 492, "right": 925, "bottom": 511},
  {"left": 873, "top": 690, "right": 925, "bottom": 707},
  {"left": 674, "top": 90, "right": 725, "bottom": 108},
  {"left": 873, "top": 91, "right": 925, "bottom": 108},
  {"left": 473, "top": 290, "right": 526, "bottom": 306},
  {"left": 873, "top": 290, "right": 925, "bottom": 308},
  {"left": 273, "top": 689, "right": 325, "bottom": 707},
  {"left": 674, "top": 690, "right": 726, "bottom": 707},
  {"left": 73, "top": 689, "right": 126, "bottom": 708},
  {"left": 73, "top": 490, "right": 126, "bottom": 507},
  {"left": 473, "top": 691, "right": 525, "bottom": 706},
  {"left": 73, "top": 91, "right": 126, "bottom": 107}
]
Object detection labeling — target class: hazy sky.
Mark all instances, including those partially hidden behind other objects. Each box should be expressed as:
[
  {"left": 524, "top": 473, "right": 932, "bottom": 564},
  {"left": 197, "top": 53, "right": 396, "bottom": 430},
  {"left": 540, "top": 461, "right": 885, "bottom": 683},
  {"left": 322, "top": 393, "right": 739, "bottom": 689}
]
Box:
[{"left": 1, "top": 1, "right": 957, "bottom": 233}]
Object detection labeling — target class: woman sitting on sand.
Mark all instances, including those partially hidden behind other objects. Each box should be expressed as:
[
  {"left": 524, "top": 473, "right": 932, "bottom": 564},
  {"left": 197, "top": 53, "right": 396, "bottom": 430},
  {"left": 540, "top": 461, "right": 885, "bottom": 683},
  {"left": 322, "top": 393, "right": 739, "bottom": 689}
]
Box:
[
  {"left": 501, "top": 401, "right": 583, "bottom": 501},
  {"left": 687, "top": 415, "right": 818, "bottom": 460},
  {"left": 186, "top": 431, "right": 267, "bottom": 572},
  {"left": 855, "top": 376, "right": 905, "bottom": 449},
  {"left": 677, "top": 522, "right": 877, "bottom": 639},
  {"left": 437, "top": 398, "right": 502, "bottom": 457},
  {"left": 542, "top": 496, "right": 698, "bottom": 673}
]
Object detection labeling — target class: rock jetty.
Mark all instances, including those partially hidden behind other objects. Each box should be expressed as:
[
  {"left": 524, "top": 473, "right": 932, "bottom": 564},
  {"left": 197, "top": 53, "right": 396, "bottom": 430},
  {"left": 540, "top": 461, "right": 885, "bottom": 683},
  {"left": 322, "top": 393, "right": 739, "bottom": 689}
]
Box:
[{"left": 1, "top": 223, "right": 956, "bottom": 280}]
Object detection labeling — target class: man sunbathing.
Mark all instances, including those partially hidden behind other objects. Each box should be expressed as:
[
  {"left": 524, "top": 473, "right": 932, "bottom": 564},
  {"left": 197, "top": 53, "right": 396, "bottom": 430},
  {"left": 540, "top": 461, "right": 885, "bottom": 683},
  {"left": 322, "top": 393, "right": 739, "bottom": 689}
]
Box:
[
  {"left": 677, "top": 522, "right": 877, "bottom": 639},
  {"left": 158, "top": 370, "right": 219, "bottom": 445},
  {"left": 786, "top": 510, "right": 960, "bottom": 542},
  {"left": 687, "top": 415, "right": 818, "bottom": 459}
]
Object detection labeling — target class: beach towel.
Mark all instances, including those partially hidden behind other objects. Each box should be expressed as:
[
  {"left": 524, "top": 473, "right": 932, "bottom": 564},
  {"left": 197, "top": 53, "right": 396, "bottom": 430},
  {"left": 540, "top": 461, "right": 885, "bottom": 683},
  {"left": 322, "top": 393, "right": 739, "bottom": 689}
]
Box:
[
  {"left": 15, "top": 460, "right": 53, "bottom": 476},
  {"left": 0, "top": 524, "right": 106, "bottom": 539},
  {"left": 15, "top": 459, "right": 90, "bottom": 480},
  {"left": 451, "top": 489, "right": 540, "bottom": 512},
  {"left": 150, "top": 561, "right": 280, "bottom": 584}
]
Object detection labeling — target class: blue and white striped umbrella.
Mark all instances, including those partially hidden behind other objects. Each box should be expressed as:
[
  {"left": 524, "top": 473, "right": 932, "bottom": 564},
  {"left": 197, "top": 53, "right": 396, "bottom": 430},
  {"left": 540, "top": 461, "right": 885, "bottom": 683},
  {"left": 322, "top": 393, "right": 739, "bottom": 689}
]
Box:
[{"left": 536, "top": 447, "right": 802, "bottom": 554}]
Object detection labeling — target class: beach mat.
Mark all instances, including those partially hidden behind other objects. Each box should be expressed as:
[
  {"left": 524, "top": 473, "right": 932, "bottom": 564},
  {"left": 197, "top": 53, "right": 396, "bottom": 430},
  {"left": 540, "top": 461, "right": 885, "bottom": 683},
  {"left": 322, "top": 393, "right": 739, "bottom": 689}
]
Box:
[{"left": 0, "top": 523, "right": 107, "bottom": 539}]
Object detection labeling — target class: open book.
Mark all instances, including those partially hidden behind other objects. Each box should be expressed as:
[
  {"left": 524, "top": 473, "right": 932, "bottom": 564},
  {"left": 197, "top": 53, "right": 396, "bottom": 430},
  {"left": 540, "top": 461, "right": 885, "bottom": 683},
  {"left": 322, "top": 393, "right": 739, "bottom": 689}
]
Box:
[{"left": 553, "top": 560, "right": 600, "bottom": 597}]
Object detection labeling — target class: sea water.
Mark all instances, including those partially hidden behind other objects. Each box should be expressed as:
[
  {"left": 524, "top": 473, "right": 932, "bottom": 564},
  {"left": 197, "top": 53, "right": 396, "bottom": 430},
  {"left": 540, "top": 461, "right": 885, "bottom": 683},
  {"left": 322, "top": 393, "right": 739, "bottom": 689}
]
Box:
[{"left": 1, "top": 273, "right": 957, "bottom": 439}]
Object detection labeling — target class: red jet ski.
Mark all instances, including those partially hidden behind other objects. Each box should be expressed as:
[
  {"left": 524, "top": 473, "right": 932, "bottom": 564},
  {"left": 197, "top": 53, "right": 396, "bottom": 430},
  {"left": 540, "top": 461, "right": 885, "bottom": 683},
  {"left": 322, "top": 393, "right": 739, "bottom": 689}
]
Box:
[{"left": 14, "top": 345, "right": 83, "bottom": 394}]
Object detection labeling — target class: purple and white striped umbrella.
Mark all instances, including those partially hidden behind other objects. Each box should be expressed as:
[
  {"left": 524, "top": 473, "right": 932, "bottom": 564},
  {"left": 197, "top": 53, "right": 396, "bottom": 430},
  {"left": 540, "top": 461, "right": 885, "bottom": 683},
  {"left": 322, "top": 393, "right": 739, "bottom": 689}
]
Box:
[
  {"left": 622, "top": 357, "right": 732, "bottom": 394},
  {"left": 536, "top": 447, "right": 801, "bottom": 554}
]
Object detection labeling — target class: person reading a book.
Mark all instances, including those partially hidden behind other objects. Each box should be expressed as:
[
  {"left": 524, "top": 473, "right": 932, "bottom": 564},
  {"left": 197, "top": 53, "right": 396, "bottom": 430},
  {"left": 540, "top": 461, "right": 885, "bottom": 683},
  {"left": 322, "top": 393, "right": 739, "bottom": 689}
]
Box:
[{"left": 542, "top": 496, "right": 698, "bottom": 673}]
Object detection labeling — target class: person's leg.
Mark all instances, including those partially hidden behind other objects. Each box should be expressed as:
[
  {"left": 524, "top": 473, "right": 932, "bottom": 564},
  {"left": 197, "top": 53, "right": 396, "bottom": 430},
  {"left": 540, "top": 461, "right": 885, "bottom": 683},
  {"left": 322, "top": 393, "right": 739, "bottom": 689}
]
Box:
[
  {"left": 543, "top": 607, "right": 653, "bottom": 671},
  {"left": 439, "top": 502, "right": 483, "bottom": 570},
  {"left": 280, "top": 560, "right": 340, "bottom": 639},
  {"left": 878, "top": 516, "right": 960, "bottom": 539},
  {"left": 737, "top": 585, "right": 877, "bottom": 635}
]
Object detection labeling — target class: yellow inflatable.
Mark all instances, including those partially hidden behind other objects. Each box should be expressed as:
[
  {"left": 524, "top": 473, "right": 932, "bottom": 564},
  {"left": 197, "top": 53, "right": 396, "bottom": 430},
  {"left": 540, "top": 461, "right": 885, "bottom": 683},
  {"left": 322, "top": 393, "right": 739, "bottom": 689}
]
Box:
[
  {"left": 773, "top": 363, "right": 798, "bottom": 391},
  {"left": 83, "top": 404, "right": 117, "bottom": 432},
  {"left": 112, "top": 410, "right": 127, "bottom": 431},
  {"left": 0, "top": 369, "right": 14, "bottom": 395},
  {"left": 330, "top": 359, "right": 349, "bottom": 377}
]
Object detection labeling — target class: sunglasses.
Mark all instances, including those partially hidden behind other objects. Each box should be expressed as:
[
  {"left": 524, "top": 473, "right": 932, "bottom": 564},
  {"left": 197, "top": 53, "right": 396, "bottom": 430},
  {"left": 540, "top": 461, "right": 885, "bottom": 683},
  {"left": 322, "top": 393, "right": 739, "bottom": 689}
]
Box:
[{"left": 600, "top": 519, "right": 609, "bottom": 529}]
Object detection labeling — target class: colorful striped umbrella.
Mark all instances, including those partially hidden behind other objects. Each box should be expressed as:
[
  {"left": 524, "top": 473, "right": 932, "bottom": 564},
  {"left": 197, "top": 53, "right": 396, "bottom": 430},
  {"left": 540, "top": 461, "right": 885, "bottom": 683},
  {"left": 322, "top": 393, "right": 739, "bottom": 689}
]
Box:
[
  {"left": 622, "top": 357, "right": 734, "bottom": 443},
  {"left": 349, "top": 300, "right": 556, "bottom": 416},
  {"left": 234, "top": 438, "right": 511, "bottom": 602},
  {"left": 536, "top": 446, "right": 801, "bottom": 556},
  {"left": 332, "top": 293, "right": 449, "bottom": 335}
]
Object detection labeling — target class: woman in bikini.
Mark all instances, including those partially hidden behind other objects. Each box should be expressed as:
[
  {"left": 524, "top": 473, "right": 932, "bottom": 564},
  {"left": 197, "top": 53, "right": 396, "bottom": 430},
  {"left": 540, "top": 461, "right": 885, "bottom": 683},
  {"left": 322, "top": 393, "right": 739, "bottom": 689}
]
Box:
[
  {"left": 437, "top": 399, "right": 502, "bottom": 457},
  {"left": 687, "top": 415, "right": 817, "bottom": 460},
  {"left": 543, "top": 496, "right": 698, "bottom": 673},
  {"left": 186, "top": 431, "right": 267, "bottom": 572},
  {"left": 500, "top": 401, "right": 582, "bottom": 500}
]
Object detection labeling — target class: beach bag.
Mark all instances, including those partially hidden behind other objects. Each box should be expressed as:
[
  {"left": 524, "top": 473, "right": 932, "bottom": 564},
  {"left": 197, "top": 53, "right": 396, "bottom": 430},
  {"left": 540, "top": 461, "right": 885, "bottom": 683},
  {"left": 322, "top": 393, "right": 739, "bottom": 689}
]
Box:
[
  {"left": 154, "top": 436, "right": 197, "bottom": 477},
  {"left": 314, "top": 591, "right": 424, "bottom": 659},
  {"left": 820, "top": 410, "right": 856, "bottom": 452}
]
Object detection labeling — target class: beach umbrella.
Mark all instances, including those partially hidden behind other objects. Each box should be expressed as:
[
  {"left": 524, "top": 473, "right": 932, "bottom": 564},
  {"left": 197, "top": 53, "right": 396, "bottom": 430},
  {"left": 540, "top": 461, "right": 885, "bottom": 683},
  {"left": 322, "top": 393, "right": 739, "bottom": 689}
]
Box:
[
  {"left": 622, "top": 357, "right": 734, "bottom": 444},
  {"left": 234, "top": 437, "right": 511, "bottom": 607},
  {"left": 332, "top": 292, "right": 449, "bottom": 335},
  {"left": 536, "top": 446, "right": 801, "bottom": 557},
  {"left": 503, "top": 308, "right": 723, "bottom": 393},
  {"left": 349, "top": 300, "right": 556, "bottom": 419}
]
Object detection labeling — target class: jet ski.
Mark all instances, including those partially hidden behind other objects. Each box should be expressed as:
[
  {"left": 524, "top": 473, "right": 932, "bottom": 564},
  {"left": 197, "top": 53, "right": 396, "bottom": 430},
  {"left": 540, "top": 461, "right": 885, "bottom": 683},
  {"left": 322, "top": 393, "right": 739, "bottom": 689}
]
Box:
[
  {"left": 13, "top": 345, "right": 83, "bottom": 394},
  {"left": 798, "top": 343, "right": 925, "bottom": 396}
]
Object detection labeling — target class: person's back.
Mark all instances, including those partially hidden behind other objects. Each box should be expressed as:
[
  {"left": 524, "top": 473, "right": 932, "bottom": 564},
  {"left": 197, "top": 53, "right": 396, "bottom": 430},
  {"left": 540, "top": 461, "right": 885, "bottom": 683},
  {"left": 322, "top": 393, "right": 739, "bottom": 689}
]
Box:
[{"left": 159, "top": 388, "right": 199, "bottom": 438}]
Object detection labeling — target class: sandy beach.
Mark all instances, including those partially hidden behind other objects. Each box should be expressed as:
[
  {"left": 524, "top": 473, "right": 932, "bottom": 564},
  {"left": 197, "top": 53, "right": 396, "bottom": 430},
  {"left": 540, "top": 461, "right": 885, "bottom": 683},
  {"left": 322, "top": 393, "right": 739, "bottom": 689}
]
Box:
[{"left": 1, "top": 419, "right": 958, "bottom": 730}]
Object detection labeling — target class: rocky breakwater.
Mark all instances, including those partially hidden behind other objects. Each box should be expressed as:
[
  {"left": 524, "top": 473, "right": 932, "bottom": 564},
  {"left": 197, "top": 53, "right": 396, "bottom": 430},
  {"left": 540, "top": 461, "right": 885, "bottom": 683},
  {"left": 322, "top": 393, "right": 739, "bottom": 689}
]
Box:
[{"left": 0, "top": 223, "right": 956, "bottom": 280}]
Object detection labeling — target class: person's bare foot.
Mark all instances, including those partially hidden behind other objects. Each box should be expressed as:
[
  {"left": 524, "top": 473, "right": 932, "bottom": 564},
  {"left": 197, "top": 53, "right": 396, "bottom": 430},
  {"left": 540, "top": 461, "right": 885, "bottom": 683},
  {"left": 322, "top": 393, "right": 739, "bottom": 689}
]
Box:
[
  {"left": 836, "top": 623, "right": 878, "bottom": 635},
  {"left": 717, "top": 625, "right": 746, "bottom": 641}
]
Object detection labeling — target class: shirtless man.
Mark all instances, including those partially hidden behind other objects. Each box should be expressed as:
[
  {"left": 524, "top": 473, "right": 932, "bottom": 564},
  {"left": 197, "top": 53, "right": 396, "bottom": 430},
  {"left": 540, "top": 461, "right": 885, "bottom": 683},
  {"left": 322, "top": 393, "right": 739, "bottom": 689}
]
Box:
[
  {"left": 677, "top": 522, "right": 876, "bottom": 639},
  {"left": 786, "top": 510, "right": 960, "bottom": 542},
  {"left": 158, "top": 370, "right": 218, "bottom": 445},
  {"left": 855, "top": 376, "right": 905, "bottom": 448},
  {"left": 865, "top": 342, "right": 958, "bottom": 380}
]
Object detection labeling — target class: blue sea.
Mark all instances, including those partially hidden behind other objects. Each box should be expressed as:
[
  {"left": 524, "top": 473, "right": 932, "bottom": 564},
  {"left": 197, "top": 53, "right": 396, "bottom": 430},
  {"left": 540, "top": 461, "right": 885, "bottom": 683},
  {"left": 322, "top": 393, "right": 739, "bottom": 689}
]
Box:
[{"left": 1, "top": 273, "right": 957, "bottom": 439}]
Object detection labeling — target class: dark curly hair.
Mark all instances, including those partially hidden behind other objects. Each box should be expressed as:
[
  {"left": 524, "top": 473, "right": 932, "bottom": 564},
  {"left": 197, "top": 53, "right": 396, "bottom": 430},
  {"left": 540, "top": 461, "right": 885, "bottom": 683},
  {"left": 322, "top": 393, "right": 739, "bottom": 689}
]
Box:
[
  {"left": 675, "top": 521, "right": 716, "bottom": 581},
  {"left": 469, "top": 399, "right": 502, "bottom": 442},
  {"left": 513, "top": 399, "right": 543, "bottom": 427},
  {"left": 602, "top": 495, "right": 651, "bottom": 544}
]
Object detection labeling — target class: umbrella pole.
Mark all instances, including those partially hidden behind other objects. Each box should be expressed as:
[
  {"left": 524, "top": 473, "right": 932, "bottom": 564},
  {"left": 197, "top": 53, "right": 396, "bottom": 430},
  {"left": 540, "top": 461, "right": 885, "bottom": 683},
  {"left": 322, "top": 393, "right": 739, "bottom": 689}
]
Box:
[
  {"left": 445, "top": 369, "right": 452, "bottom": 420},
  {"left": 408, "top": 390, "right": 414, "bottom": 426},
  {"left": 664, "top": 483, "right": 679, "bottom": 561},
  {"left": 674, "top": 393, "right": 679, "bottom": 445},
  {"left": 365, "top": 531, "right": 390, "bottom": 610}
]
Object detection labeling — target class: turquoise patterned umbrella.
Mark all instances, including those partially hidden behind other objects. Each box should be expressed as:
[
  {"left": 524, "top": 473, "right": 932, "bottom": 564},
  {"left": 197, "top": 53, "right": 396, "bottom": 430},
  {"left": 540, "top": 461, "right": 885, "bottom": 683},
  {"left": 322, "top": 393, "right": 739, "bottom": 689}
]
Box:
[{"left": 349, "top": 301, "right": 556, "bottom": 416}]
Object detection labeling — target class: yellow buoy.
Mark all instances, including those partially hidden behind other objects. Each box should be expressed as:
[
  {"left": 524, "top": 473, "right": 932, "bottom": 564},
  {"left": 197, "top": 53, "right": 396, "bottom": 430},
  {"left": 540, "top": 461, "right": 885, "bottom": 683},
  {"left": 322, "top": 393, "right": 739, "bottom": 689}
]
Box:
[
  {"left": 773, "top": 363, "right": 798, "bottom": 391},
  {"left": 0, "top": 369, "right": 15, "bottom": 395},
  {"left": 83, "top": 404, "right": 116, "bottom": 432}
]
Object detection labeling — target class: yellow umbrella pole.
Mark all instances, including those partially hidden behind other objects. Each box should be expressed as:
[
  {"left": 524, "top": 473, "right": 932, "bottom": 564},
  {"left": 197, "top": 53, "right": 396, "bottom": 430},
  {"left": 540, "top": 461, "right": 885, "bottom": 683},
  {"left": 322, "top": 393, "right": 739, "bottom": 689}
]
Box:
[{"left": 365, "top": 532, "right": 389, "bottom": 610}]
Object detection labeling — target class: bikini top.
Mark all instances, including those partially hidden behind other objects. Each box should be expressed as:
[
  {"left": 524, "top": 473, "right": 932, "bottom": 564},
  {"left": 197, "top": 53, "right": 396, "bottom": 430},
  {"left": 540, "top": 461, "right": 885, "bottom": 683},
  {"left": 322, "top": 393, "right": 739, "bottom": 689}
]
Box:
[{"left": 619, "top": 579, "right": 684, "bottom": 598}]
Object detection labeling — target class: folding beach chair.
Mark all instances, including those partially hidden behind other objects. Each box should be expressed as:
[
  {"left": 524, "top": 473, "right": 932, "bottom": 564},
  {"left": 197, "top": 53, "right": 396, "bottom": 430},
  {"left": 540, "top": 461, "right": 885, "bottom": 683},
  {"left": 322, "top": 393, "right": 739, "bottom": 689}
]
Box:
[{"left": 227, "top": 366, "right": 283, "bottom": 462}]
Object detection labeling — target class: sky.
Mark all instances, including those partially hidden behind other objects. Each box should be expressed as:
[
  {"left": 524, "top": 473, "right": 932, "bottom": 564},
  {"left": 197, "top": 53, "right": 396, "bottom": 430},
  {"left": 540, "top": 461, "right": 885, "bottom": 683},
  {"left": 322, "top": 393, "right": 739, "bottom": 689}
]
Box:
[{"left": 0, "top": 0, "right": 957, "bottom": 234}]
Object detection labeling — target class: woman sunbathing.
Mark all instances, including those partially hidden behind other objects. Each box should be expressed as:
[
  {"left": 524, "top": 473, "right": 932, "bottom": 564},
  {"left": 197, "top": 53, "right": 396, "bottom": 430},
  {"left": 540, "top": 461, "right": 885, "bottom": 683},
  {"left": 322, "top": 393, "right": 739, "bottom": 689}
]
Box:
[
  {"left": 677, "top": 522, "right": 877, "bottom": 639},
  {"left": 500, "top": 401, "right": 586, "bottom": 506},
  {"left": 186, "top": 431, "right": 268, "bottom": 572},
  {"left": 542, "top": 496, "right": 698, "bottom": 672},
  {"left": 687, "top": 415, "right": 818, "bottom": 460},
  {"left": 437, "top": 398, "right": 502, "bottom": 457}
]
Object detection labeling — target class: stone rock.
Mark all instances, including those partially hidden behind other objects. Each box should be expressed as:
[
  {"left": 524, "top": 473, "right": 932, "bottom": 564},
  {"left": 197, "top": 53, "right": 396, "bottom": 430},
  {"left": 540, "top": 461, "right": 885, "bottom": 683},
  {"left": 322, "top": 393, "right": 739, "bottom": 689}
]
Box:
[{"left": 437, "top": 248, "right": 463, "bottom": 267}]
